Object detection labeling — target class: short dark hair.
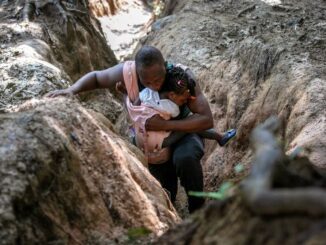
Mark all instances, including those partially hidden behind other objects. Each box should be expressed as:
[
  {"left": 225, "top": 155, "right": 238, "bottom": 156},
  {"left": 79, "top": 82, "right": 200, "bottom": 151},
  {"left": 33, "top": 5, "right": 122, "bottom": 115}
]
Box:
[
  {"left": 135, "top": 46, "right": 164, "bottom": 71},
  {"left": 163, "top": 66, "right": 196, "bottom": 96}
]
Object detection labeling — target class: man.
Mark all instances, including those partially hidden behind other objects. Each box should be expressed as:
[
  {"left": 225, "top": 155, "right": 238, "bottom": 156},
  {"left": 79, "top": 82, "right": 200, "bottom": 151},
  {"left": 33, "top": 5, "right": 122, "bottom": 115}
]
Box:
[{"left": 48, "top": 46, "right": 213, "bottom": 213}]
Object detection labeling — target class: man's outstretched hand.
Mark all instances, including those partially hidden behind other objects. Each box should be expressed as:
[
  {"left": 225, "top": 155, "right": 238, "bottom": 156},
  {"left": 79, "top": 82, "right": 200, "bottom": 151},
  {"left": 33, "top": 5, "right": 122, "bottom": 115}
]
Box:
[{"left": 46, "top": 88, "right": 74, "bottom": 98}]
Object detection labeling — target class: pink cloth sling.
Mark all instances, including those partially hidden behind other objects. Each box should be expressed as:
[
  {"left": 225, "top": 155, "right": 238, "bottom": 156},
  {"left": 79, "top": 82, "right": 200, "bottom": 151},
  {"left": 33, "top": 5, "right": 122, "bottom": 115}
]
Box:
[{"left": 123, "top": 61, "right": 171, "bottom": 164}]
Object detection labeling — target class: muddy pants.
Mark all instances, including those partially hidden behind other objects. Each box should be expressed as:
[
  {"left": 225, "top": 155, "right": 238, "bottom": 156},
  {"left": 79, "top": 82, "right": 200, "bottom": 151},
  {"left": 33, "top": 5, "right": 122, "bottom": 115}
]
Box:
[{"left": 148, "top": 133, "right": 205, "bottom": 213}]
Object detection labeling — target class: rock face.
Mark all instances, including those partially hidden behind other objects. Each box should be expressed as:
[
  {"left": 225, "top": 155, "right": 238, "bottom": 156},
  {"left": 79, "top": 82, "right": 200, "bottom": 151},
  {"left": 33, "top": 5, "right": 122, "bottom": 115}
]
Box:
[
  {"left": 0, "top": 0, "right": 118, "bottom": 114},
  {"left": 0, "top": 98, "right": 180, "bottom": 244},
  {"left": 145, "top": 0, "right": 326, "bottom": 189}
]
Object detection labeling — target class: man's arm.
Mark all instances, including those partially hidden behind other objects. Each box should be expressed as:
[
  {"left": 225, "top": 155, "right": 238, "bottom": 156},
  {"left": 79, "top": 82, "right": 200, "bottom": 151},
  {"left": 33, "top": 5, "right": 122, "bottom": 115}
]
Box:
[
  {"left": 145, "top": 79, "right": 214, "bottom": 132},
  {"left": 47, "top": 63, "right": 124, "bottom": 97}
]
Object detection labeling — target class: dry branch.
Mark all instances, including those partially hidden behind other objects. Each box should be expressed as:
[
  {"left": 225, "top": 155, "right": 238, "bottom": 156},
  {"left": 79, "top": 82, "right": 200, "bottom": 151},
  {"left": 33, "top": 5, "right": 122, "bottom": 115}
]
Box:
[
  {"left": 242, "top": 116, "right": 326, "bottom": 216},
  {"left": 237, "top": 4, "right": 256, "bottom": 17}
]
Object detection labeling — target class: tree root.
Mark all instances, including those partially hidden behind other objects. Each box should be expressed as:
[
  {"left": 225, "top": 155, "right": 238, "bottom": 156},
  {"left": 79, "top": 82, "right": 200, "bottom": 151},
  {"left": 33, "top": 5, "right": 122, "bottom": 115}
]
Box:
[
  {"left": 241, "top": 116, "right": 326, "bottom": 216},
  {"left": 23, "top": 0, "right": 68, "bottom": 24},
  {"left": 237, "top": 4, "right": 256, "bottom": 17}
]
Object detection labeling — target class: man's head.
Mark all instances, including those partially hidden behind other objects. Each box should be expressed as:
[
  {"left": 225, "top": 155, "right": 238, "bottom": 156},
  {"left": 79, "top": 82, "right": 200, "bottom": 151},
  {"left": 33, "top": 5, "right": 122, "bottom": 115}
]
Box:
[{"left": 135, "top": 46, "right": 166, "bottom": 91}]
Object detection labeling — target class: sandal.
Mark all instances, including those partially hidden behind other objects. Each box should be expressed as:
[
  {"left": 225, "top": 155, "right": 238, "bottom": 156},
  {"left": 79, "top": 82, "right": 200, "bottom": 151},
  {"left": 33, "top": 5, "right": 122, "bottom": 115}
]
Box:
[{"left": 219, "top": 129, "right": 237, "bottom": 146}]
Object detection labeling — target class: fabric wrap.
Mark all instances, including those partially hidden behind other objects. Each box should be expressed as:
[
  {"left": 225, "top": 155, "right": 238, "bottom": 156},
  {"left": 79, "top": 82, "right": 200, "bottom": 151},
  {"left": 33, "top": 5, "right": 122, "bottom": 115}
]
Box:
[{"left": 123, "top": 61, "right": 171, "bottom": 164}]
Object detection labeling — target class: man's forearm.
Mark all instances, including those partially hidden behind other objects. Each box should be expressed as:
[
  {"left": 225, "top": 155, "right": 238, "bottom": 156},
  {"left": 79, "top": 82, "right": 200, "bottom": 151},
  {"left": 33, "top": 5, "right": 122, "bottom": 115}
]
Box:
[
  {"left": 69, "top": 72, "right": 98, "bottom": 94},
  {"left": 145, "top": 114, "right": 213, "bottom": 132}
]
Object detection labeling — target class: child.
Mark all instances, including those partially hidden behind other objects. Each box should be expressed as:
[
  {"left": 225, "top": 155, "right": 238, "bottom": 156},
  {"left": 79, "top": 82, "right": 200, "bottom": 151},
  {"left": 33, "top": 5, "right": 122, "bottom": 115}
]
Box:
[{"left": 135, "top": 66, "right": 236, "bottom": 151}]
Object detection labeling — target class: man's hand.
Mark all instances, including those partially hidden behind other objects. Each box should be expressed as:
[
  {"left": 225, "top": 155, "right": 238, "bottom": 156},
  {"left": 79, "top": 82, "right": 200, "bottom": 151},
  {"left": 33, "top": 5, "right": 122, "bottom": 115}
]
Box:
[
  {"left": 46, "top": 88, "right": 74, "bottom": 98},
  {"left": 145, "top": 114, "right": 167, "bottom": 131},
  {"left": 46, "top": 63, "right": 125, "bottom": 98},
  {"left": 115, "top": 81, "right": 127, "bottom": 94}
]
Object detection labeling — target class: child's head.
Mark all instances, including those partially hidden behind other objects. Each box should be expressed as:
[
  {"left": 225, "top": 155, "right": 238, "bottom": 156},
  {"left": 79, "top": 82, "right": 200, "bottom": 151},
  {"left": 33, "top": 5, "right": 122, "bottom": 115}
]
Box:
[{"left": 162, "top": 66, "right": 196, "bottom": 106}]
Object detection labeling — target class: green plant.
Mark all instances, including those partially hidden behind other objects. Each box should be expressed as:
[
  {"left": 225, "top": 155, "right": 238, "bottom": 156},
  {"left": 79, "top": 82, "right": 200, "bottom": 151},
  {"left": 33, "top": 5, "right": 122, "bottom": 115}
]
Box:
[
  {"left": 189, "top": 182, "right": 233, "bottom": 200},
  {"left": 127, "top": 227, "right": 151, "bottom": 241},
  {"left": 234, "top": 163, "right": 244, "bottom": 174}
]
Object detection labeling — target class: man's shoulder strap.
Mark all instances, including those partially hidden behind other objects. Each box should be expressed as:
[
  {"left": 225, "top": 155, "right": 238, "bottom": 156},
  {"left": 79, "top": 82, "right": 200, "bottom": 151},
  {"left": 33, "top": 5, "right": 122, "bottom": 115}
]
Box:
[{"left": 123, "top": 61, "right": 139, "bottom": 102}]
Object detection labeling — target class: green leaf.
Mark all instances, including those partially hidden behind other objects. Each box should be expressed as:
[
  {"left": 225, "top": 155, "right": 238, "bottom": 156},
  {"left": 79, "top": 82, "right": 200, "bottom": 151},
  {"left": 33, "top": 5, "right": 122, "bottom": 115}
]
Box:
[
  {"left": 127, "top": 227, "right": 151, "bottom": 240},
  {"left": 189, "top": 182, "right": 234, "bottom": 200},
  {"left": 234, "top": 163, "right": 244, "bottom": 173},
  {"left": 219, "top": 182, "right": 233, "bottom": 194},
  {"left": 188, "top": 191, "right": 225, "bottom": 199}
]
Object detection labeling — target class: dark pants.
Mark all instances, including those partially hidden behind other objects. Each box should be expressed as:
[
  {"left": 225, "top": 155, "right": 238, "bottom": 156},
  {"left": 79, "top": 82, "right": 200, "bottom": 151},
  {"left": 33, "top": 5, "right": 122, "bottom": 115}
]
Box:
[{"left": 148, "top": 133, "right": 205, "bottom": 213}]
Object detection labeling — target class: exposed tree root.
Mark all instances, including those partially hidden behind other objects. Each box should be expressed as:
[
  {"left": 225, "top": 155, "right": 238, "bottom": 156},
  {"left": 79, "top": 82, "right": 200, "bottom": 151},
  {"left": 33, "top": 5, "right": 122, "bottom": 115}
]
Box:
[
  {"left": 237, "top": 4, "right": 256, "bottom": 17},
  {"left": 23, "top": 0, "right": 68, "bottom": 23},
  {"left": 242, "top": 117, "right": 326, "bottom": 216}
]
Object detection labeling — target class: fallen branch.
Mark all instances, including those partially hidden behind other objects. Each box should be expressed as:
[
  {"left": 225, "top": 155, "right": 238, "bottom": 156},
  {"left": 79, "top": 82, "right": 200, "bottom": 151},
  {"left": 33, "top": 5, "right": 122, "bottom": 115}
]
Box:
[
  {"left": 241, "top": 116, "right": 326, "bottom": 216},
  {"left": 237, "top": 4, "right": 256, "bottom": 17},
  {"left": 22, "top": 0, "right": 68, "bottom": 23},
  {"left": 272, "top": 5, "right": 301, "bottom": 12}
]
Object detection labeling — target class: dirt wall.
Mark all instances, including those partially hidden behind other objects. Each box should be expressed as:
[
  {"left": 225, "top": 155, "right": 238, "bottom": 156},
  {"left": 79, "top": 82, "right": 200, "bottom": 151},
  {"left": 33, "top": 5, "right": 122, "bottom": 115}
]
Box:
[
  {"left": 144, "top": 0, "right": 326, "bottom": 189},
  {"left": 146, "top": 0, "right": 326, "bottom": 243}
]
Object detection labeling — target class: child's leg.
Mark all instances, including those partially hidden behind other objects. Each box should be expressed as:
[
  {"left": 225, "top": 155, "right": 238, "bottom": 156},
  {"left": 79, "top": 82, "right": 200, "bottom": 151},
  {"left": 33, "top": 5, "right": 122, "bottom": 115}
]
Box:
[
  {"left": 162, "top": 131, "right": 187, "bottom": 148},
  {"left": 198, "top": 128, "right": 237, "bottom": 146},
  {"left": 197, "top": 128, "right": 222, "bottom": 140},
  {"left": 219, "top": 129, "right": 237, "bottom": 146}
]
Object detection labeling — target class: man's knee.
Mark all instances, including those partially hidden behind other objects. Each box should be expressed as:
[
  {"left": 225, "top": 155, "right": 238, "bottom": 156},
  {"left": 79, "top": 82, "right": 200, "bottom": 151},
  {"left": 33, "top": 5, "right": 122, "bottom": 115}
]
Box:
[
  {"left": 173, "top": 154, "right": 199, "bottom": 174},
  {"left": 172, "top": 137, "right": 204, "bottom": 182},
  {"left": 173, "top": 135, "right": 204, "bottom": 170}
]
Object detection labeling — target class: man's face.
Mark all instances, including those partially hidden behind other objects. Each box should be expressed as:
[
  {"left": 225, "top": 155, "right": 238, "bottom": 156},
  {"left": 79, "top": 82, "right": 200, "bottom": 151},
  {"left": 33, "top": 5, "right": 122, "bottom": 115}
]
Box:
[{"left": 138, "top": 63, "right": 166, "bottom": 91}]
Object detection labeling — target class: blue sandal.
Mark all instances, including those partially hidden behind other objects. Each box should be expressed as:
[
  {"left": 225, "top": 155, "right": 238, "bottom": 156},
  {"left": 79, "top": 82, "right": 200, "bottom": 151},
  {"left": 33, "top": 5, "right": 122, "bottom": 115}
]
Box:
[{"left": 219, "top": 129, "right": 237, "bottom": 146}]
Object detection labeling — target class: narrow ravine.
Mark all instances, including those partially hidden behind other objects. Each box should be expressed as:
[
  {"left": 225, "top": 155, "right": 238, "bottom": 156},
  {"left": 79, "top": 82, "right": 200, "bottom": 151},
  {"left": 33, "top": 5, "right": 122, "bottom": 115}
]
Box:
[
  {"left": 98, "top": 0, "right": 153, "bottom": 60},
  {"left": 0, "top": 0, "right": 325, "bottom": 244}
]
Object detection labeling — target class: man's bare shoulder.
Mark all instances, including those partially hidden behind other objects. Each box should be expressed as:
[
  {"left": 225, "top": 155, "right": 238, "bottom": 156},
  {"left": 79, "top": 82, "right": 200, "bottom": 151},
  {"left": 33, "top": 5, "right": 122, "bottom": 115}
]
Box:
[{"left": 95, "top": 62, "right": 125, "bottom": 88}]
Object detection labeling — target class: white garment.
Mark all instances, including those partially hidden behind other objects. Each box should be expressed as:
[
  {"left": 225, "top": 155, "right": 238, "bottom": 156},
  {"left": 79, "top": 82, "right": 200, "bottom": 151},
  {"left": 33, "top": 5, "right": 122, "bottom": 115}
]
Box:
[{"left": 139, "top": 88, "right": 180, "bottom": 118}]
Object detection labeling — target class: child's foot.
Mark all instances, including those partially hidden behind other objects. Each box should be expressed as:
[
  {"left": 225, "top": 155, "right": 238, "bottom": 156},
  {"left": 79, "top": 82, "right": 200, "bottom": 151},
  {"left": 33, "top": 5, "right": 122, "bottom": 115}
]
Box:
[{"left": 219, "top": 129, "right": 237, "bottom": 146}]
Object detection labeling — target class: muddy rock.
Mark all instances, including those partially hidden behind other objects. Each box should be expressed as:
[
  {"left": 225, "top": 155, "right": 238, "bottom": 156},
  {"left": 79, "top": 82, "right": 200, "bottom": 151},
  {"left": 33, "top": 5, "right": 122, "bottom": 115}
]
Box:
[
  {"left": 0, "top": 98, "right": 180, "bottom": 244},
  {"left": 0, "top": 1, "right": 118, "bottom": 114},
  {"left": 0, "top": 37, "right": 70, "bottom": 112}
]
